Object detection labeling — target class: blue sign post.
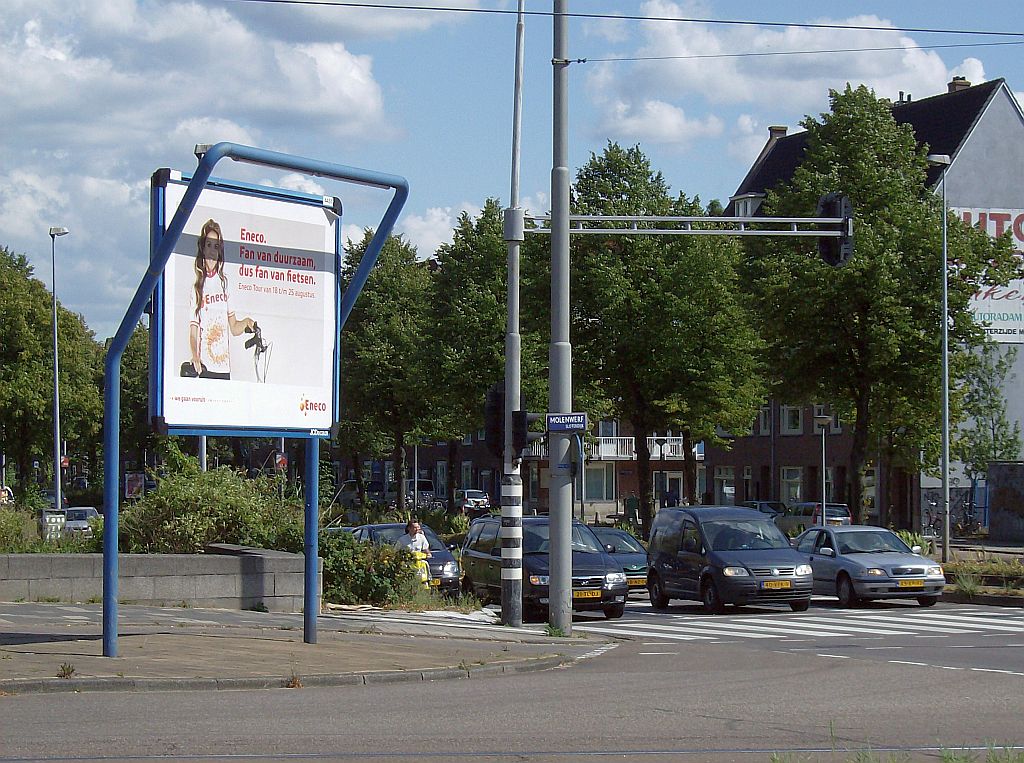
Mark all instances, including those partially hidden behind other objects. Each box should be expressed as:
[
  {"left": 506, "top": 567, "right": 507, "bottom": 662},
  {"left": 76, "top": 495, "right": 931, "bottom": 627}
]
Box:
[{"left": 101, "top": 143, "right": 407, "bottom": 657}]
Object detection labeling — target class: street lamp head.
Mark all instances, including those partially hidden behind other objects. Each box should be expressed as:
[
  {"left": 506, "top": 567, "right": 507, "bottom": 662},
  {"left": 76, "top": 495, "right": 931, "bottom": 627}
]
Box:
[
  {"left": 49, "top": 227, "right": 70, "bottom": 239},
  {"left": 813, "top": 414, "right": 832, "bottom": 428},
  {"left": 926, "top": 154, "right": 951, "bottom": 167}
]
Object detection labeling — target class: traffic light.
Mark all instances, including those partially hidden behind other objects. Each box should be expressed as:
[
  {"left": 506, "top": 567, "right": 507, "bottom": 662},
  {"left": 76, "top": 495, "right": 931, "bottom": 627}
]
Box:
[
  {"left": 816, "top": 192, "right": 854, "bottom": 266},
  {"left": 484, "top": 381, "right": 505, "bottom": 460},
  {"left": 512, "top": 410, "right": 544, "bottom": 460}
]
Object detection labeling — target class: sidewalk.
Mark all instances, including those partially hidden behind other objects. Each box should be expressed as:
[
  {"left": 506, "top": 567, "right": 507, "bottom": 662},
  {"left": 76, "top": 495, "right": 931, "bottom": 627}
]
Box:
[{"left": 0, "top": 603, "right": 590, "bottom": 695}]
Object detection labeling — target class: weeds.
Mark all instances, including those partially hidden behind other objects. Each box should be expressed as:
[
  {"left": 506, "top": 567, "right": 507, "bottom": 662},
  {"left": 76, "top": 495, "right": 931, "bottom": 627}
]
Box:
[
  {"left": 543, "top": 623, "right": 567, "bottom": 638},
  {"left": 953, "top": 571, "right": 983, "bottom": 598},
  {"left": 56, "top": 662, "right": 75, "bottom": 679},
  {"left": 285, "top": 671, "right": 302, "bottom": 689}
]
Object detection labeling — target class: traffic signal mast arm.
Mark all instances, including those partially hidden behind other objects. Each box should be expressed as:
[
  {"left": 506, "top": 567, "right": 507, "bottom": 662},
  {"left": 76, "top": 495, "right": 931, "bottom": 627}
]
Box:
[{"left": 527, "top": 196, "right": 854, "bottom": 267}]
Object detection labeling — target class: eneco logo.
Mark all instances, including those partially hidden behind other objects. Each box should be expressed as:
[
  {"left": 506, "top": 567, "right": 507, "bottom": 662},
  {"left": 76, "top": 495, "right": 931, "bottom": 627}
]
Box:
[{"left": 299, "top": 396, "right": 327, "bottom": 416}]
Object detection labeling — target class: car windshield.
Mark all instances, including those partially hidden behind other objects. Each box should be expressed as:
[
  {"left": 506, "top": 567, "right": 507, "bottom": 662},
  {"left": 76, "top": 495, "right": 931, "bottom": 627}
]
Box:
[
  {"left": 825, "top": 505, "right": 849, "bottom": 518},
  {"left": 835, "top": 530, "right": 911, "bottom": 554},
  {"left": 373, "top": 525, "right": 447, "bottom": 551},
  {"left": 703, "top": 519, "right": 792, "bottom": 551},
  {"left": 591, "top": 527, "right": 644, "bottom": 553},
  {"left": 521, "top": 524, "right": 603, "bottom": 554},
  {"left": 66, "top": 509, "right": 94, "bottom": 522},
  {"left": 466, "top": 491, "right": 487, "bottom": 499}
]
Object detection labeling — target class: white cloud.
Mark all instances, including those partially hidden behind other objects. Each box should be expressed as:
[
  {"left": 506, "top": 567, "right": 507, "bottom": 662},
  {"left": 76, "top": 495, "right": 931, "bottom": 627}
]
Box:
[
  {"left": 597, "top": 99, "right": 723, "bottom": 148},
  {"left": 727, "top": 114, "right": 773, "bottom": 166},
  {"left": 399, "top": 207, "right": 460, "bottom": 259}
]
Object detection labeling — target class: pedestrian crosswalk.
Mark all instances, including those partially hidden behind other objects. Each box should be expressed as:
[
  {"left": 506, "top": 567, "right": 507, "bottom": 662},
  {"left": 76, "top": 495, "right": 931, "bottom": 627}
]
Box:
[{"left": 574, "top": 606, "right": 1024, "bottom": 643}]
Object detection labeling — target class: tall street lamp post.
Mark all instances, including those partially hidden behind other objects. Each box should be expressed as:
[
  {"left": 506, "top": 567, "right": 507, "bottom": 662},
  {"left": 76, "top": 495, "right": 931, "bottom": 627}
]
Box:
[
  {"left": 813, "top": 414, "right": 832, "bottom": 525},
  {"left": 927, "top": 154, "right": 951, "bottom": 563},
  {"left": 48, "top": 226, "right": 70, "bottom": 515}
]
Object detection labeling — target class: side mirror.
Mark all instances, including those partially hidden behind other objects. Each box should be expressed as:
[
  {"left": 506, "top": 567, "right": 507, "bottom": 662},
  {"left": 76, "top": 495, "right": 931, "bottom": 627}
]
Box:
[
  {"left": 447, "top": 543, "right": 458, "bottom": 551},
  {"left": 789, "top": 538, "right": 797, "bottom": 548},
  {"left": 490, "top": 546, "right": 501, "bottom": 557},
  {"left": 911, "top": 545, "right": 922, "bottom": 555},
  {"left": 605, "top": 544, "right": 616, "bottom": 554},
  {"left": 819, "top": 547, "right": 835, "bottom": 557}
]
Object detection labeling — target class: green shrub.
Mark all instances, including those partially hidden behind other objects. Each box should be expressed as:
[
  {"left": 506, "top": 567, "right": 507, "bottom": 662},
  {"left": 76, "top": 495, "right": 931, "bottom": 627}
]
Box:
[
  {"left": 895, "top": 530, "right": 931, "bottom": 556},
  {"left": 0, "top": 507, "right": 33, "bottom": 552},
  {"left": 118, "top": 466, "right": 303, "bottom": 553},
  {"left": 319, "top": 531, "right": 417, "bottom": 606}
]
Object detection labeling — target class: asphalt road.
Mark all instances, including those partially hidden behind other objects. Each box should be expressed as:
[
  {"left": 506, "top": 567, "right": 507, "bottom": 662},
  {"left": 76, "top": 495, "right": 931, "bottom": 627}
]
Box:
[{"left": 2, "top": 599, "right": 1021, "bottom": 762}]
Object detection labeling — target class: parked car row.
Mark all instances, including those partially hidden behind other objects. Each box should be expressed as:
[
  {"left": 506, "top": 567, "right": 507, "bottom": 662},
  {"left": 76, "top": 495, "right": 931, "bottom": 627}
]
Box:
[{"left": 328, "top": 505, "right": 942, "bottom": 621}]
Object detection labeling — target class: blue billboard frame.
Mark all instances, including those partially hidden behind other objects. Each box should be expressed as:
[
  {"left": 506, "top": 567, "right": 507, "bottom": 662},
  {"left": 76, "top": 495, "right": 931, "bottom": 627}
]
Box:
[
  {"left": 148, "top": 169, "right": 343, "bottom": 439},
  {"left": 102, "top": 143, "right": 408, "bottom": 657}
]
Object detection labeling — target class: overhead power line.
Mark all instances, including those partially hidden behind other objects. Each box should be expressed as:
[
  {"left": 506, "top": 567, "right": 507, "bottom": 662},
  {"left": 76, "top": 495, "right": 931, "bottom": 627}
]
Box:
[{"left": 230, "top": 0, "right": 1024, "bottom": 40}]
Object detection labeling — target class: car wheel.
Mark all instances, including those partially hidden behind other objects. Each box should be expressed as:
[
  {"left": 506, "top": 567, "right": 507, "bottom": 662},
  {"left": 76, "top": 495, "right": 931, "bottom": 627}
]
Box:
[
  {"left": 789, "top": 600, "right": 810, "bottom": 612},
  {"left": 917, "top": 595, "right": 939, "bottom": 607},
  {"left": 836, "top": 574, "right": 858, "bottom": 608},
  {"left": 648, "top": 574, "right": 669, "bottom": 610},
  {"left": 701, "top": 578, "right": 726, "bottom": 614},
  {"left": 603, "top": 603, "right": 625, "bottom": 619}
]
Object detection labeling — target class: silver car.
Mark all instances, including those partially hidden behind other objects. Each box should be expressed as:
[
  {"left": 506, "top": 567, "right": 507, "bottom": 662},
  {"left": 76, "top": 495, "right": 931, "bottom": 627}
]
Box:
[
  {"left": 793, "top": 525, "right": 945, "bottom": 608},
  {"left": 63, "top": 506, "right": 101, "bottom": 537}
]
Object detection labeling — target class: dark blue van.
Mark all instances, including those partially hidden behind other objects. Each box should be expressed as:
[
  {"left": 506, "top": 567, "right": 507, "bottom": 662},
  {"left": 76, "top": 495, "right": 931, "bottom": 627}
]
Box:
[{"left": 646, "top": 506, "right": 813, "bottom": 613}]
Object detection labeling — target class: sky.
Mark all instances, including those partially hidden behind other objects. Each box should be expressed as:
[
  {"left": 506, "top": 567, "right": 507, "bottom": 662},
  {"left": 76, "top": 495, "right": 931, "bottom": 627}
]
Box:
[{"left": 4, "top": 0, "right": 1024, "bottom": 340}]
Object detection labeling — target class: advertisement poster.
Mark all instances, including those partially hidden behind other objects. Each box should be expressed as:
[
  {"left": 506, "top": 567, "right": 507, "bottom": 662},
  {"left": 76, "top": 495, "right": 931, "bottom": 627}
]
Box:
[
  {"left": 959, "top": 207, "right": 1024, "bottom": 343},
  {"left": 160, "top": 181, "right": 337, "bottom": 431}
]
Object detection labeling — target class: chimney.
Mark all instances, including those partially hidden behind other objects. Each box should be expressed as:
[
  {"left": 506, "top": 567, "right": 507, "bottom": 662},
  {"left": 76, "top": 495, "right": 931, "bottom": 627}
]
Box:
[
  {"left": 768, "top": 125, "right": 787, "bottom": 140},
  {"left": 897, "top": 91, "right": 913, "bottom": 105},
  {"left": 948, "top": 76, "right": 972, "bottom": 93}
]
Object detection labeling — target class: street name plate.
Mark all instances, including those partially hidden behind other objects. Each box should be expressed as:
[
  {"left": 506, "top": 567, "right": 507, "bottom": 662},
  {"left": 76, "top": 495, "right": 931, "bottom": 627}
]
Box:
[{"left": 546, "top": 413, "right": 588, "bottom": 432}]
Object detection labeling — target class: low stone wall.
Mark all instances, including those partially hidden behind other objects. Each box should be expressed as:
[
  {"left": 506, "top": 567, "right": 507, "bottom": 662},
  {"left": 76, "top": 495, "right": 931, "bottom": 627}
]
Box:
[{"left": 0, "top": 546, "right": 318, "bottom": 612}]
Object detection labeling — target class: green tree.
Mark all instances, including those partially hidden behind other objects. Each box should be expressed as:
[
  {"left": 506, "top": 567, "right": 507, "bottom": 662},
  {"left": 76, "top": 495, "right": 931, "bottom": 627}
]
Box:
[
  {"left": 744, "top": 85, "right": 1022, "bottom": 521},
  {"left": 568, "top": 143, "right": 765, "bottom": 536},
  {"left": 953, "top": 342, "right": 1022, "bottom": 489},
  {"left": 0, "top": 246, "right": 103, "bottom": 492},
  {"left": 339, "top": 232, "right": 438, "bottom": 508}
]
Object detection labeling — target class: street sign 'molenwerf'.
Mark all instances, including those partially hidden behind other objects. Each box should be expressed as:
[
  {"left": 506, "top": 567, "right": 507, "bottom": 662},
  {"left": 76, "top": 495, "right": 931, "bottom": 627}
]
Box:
[{"left": 547, "top": 413, "right": 588, "bottom": 432}]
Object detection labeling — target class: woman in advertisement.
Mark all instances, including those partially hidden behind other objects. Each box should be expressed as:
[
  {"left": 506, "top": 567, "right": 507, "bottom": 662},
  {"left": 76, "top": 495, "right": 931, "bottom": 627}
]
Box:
[{"left": 181, "top": 219, "right": 257, "bottom": 380}]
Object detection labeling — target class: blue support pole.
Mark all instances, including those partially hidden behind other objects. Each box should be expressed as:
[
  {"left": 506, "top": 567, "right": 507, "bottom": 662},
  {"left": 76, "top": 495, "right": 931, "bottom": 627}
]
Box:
[
  {"left": 304, "top": 438, "right": 319, "bottom": 643},
  {"left": 102, "top": 143, "right": 407, "bottom": 657}
]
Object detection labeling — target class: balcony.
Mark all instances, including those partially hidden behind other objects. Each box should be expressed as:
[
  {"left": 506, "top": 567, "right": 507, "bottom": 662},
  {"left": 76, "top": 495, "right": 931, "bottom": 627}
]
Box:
[{"left": 524, "top": 436, "right": 703, "bottom": 461}]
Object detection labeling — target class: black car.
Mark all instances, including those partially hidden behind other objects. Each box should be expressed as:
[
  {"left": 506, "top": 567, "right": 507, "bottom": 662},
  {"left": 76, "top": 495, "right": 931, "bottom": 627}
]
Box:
[
  {"left": 460, "top": 516, "right": 629, "bottom": 620},
  {"left": 590, "top": 526, "right": 647, "bottom": 593},
  {"left": 349, "top": 523, "right": 461, "bottom": 597},
  {"left": 647, "top": 506, "right": 813, "bottom": 613}
]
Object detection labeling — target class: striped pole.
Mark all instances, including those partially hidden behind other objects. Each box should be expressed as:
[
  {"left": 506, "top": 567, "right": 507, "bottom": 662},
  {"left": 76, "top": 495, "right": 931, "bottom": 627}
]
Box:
[{"left": 500, "top": 474, "right": 523, "bottom": 626}]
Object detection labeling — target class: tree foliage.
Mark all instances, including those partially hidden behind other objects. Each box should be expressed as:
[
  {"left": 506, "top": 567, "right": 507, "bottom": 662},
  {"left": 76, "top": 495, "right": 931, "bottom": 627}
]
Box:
[
  {"left": 567, "top": 143, "right": 765, "bottom": 535},
  {"left": 743, "top": 85, "right": 1022, "bottom": 520},
  {"left": 953, "top": 342, "right": 1022, "bottom": 483}
]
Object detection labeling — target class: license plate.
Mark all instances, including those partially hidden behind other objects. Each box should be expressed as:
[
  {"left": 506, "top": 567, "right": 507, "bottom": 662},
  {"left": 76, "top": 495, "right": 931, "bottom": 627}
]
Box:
[
  {"left": 627, "top": 577, "right": 647, "bottom": 586},
  {"left": 762, "top": 580, "right": 792, "bottom": 590},
  {"left": 897, "top": 579, "right": 924, "bottom": 588},
  {"left": 572, "top": 589, "right": 602, "bottom": 599},
  {"left": 827, "top": 519, "right": 843, "bottom": 526},
  {"left": 429, "top": 579, "right": 441, "bottom": 586}
]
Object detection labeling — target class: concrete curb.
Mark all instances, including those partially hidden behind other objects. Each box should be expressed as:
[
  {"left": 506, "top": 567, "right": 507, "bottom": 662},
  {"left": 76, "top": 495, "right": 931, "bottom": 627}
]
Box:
[
  {"left": 0, "top": 655, "right": 573, "bottom": 696},
  {"left": 940, "top": 591, "right": 1024, "bottom": 607}
]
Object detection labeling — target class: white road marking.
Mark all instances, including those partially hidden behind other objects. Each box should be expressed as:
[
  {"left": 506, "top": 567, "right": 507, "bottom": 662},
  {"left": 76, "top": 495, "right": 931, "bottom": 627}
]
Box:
[
  {"left": 741, "top": 616, "right": 915, "bottom": 636},
  {"left": 574, "top": 625, "right": 710, "bottom": 641},
  {"left": 805, "top": 614, "right": 968, "bottom": 634},
  {"left": 638, "top": 651, "right": 679, "bottom": 655}
]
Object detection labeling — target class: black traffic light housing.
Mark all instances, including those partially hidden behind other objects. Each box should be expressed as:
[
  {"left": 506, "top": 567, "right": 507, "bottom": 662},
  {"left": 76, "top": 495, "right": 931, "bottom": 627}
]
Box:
[
  {"left": 484, "top": 382, "right": 505, "bottom": 460},
  {"left": 816, "top": 192, "right": 854, "bottom": 266},
  {"left": 512, "top": 410, "right": 544, "bottom": 460}
]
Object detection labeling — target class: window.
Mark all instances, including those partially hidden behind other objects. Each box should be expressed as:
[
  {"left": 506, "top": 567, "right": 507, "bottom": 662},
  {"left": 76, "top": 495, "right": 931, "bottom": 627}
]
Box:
[
  {"left": 461, "top": 461, "right": 473, "bottom": 490},
  {"left": 714, "top": 466, "right": 735, "bottom": 505},
  {"left": 462, "top": 433, "right": 472, "bottom": 446},
  {"left": 477, "top": 428, "right": 485, "bottom": 441},
  {"left": 780, "top": 406, "right": 803, "bottom": 435},
  {"left": 796, "top": 530, "right": 821, "bottom": 553},
  {"left": 470, "top": 521, "right": 498, "bottom": 553},
  {"left": 680, "top": 521, "right": 701, "bottom": 554},
  {"left": 581, "top": 463, "right": 616, "bottom": 501},
  {"left": 743, "top": 466, "right": 752, "bottom": 503},
  {"left": 435, "top": 461, "right": 447, "bottom": 495},
  {"left": 781, "top": 467, "right": 802, "bottom": 503},
  {"left": 598, "top": 419, "right": 618, "bottom": 438},
  {"left": 758, "top": 405, "right": 771, "bottom": 436}
]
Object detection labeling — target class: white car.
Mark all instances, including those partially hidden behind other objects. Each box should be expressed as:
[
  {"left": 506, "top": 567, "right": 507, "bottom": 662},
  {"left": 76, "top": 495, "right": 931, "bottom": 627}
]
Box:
[
  {"left": 63, "top": 507, "right": 101, "bottom": 537},
  {"left": 454, "top": 489, "right": 491, "bottom": 517}
]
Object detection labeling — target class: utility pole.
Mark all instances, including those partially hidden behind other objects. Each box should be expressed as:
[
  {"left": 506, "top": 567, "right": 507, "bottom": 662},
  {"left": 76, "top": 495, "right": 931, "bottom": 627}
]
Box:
[
  {"left": 548, "top": 0, "right": 573, "bottom": 635},
  {"left": 500, "top": 0, "right": 527, "bottom": 627}
]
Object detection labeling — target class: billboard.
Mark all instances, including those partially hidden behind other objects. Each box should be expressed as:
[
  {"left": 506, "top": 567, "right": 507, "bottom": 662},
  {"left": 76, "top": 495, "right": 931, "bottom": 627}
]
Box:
[
  {"left": 959, "top": 207, "right": 1024, "bottom": 343},
  {"left": 155, "top": 174, "right": 339, "bottom": 433}
]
